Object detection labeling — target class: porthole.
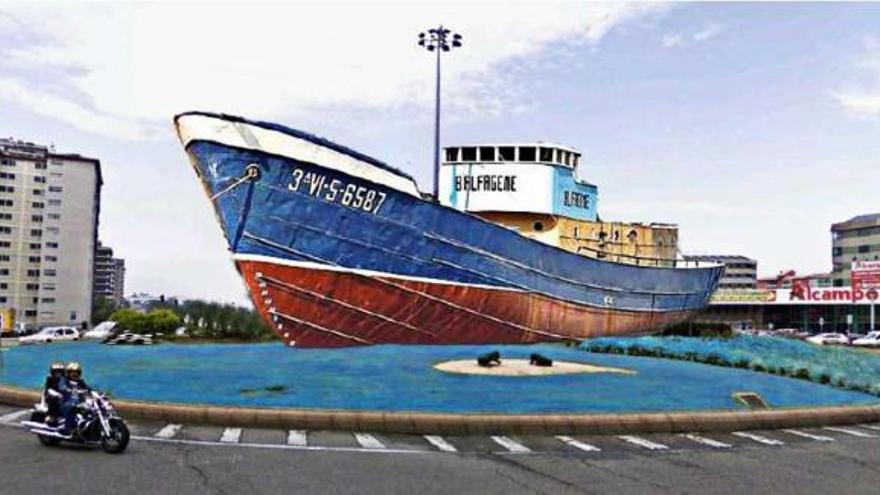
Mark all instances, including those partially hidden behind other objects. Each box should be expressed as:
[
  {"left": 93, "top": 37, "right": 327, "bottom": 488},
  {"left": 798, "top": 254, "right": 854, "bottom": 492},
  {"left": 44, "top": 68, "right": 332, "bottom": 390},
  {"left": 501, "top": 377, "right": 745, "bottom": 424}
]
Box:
[{"left": 533, "top": 222, "right": 544, "bottom": 232}]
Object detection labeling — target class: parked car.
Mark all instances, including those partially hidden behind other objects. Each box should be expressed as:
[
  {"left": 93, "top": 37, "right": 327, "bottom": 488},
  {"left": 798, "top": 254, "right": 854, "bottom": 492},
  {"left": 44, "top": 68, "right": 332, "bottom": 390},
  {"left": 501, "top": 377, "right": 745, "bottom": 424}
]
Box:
[
  {"left": 18, "top": 326, "right": 80, "bottom": 345},
  {"left": 852, "top": 331, "right": 880, "bottom": 347},
  {"left": 806, "top": 332, "right": 850, "bottom": 346},
  {"left": 82, "top": 321, "right": 118, "bottom": 340}
]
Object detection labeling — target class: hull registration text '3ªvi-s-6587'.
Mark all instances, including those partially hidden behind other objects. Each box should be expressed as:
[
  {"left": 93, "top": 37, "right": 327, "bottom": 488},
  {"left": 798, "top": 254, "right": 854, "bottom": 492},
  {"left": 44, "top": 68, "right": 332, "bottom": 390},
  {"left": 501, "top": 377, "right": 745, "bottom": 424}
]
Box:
[{"left": 289, "top": 168, "right": 387, "bottom": 214}]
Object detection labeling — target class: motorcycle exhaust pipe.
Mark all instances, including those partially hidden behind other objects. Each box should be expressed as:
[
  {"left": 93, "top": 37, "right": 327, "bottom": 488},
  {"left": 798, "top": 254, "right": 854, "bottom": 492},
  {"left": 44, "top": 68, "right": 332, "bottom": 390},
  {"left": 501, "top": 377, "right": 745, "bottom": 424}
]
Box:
[{"left": 25, "top": 428, "right": 69, "bottom": 439}]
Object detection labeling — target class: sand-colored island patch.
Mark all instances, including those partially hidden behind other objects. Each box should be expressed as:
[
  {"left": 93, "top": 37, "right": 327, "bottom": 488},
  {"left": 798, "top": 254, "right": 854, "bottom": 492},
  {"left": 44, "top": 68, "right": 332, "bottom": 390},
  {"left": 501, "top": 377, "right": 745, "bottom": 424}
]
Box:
[{"left": 434, "top": 359, "right": 636, "bottom": 377}]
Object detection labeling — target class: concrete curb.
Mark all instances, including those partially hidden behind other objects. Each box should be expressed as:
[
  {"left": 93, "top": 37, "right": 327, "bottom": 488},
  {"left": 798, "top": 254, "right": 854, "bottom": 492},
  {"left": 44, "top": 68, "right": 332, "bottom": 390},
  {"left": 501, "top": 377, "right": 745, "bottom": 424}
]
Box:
[{"left": 2, "top": 384, "right": 878, "bottom": 435}]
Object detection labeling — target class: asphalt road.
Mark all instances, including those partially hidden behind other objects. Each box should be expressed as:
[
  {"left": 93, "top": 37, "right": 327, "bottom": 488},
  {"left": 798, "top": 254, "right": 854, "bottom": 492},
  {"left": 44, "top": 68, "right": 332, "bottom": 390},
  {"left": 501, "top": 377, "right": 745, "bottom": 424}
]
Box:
[{"left": 3, "top": 417, "right": 880, "bottom": 495}]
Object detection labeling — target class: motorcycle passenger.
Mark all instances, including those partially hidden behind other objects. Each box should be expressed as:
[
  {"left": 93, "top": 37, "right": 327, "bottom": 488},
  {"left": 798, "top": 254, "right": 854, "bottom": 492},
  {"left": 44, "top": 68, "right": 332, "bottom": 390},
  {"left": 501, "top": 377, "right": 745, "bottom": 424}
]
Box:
[
  {"left": 58, "top": 362, "right": 91, "bottom": 435},
  {"left": 43, "top": 362, "right": 65, "bottom": 422}
]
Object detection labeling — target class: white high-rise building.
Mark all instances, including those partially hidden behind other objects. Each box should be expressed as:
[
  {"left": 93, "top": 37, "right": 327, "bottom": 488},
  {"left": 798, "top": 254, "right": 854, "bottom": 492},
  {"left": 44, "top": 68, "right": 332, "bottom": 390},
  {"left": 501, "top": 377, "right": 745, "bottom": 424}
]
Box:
[{"left": 0, "top": 138, "right": 102, "bottom": 330}]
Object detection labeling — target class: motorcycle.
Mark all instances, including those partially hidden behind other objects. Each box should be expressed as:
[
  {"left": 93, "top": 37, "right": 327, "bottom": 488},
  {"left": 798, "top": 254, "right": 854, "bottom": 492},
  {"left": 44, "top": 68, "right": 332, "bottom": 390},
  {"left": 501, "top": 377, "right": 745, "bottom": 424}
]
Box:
[{"left": 21, "top": 389, "right": 130, "bottom": 454}]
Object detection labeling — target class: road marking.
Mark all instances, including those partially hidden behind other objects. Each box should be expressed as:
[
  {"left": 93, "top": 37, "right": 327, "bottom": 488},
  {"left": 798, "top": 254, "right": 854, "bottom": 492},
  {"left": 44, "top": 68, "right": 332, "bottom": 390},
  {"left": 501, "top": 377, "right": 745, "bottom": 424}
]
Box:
[
  {"left": 423, "top": 435, "right": 457, "bottom": 452},
  {"left": 783, "top": 429, "right": 835, "bottom": 442},
  {"left": 732, "top": 432, "right": 784, "bottom": 446},
  {"left": 354, "top": 433, "right": 386, "bottom": 449},
  {"left": 491, "top": 435, "right": 531, "bottom": 453},
  {"left": 132, "top": 435, "right": 424, "bottom": 454},
  {"left": 680, "top": 433, "right": 731, "bottom": 448},
  {"left": 556, "top": 435, "right": 601, "bottom": 452},
  {"left": 0, "top": 409, "right": 30, "bottom": 424},
  {"left": 154, "top": 424, "right": 182, "bottom": 439},
  {"left": 858, "top": 424, "right": 880, "bottom": 432},
  {"left": 219, "top": 427, "right": 242, "bottom": 443},
  {"left": 617, "top": 435, "right": 669, "bottom": 451},
  {"left": 823, "top": 426, "right": 877, "bottom": 438},
  {"left": 287, "top": 430, "right": 308, "bottom": 446}
]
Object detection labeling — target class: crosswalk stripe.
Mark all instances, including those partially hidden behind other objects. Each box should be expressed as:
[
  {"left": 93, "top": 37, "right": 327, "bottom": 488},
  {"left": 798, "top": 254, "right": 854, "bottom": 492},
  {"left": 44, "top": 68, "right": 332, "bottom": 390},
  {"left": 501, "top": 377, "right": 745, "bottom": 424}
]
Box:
[
  {"left": 287, "top": 430, "right": 308, "bottom": 446},
  {"left": 783, "top": 429, "right": 835, "bottom": 442},
  {"left": 154, "top": 424, "right": 182, "bottom": 439},
  {"left": 732, "top": 432, "right": 784, "bottom": 446},
  {"left": 423, "top": 435, "right": 457, "bottom": 452},
  {"left": 858, "top": 424, "right": 880, "bottom": 432},
  {"left": 681, "top": 433, "right": 731, "bottom": 448},
  {"left": 556, "top": 435, "right": 601, "bottom": 452},
  {"left": 0, "top": 409, "right": 30, "bottom": 424},
  {"left": 491, "top": 435, "right": 531, "bottom": 453},
  {"left": 618, "top": 435, "right": 668, "bottom": 451},
  {"left": 354, "top": 433, "right": 386, "bottom": 449},
  {"left": 823, "top": 426, "right": 877, "bottom": 438},
  {"left": 219, "top": 427, "right": 242, "bottom": 443}
]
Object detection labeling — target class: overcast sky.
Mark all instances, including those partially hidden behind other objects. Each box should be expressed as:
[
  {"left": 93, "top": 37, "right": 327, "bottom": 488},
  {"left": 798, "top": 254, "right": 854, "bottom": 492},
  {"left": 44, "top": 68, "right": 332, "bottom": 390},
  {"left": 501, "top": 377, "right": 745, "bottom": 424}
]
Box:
[{"left": 1, "top": 2, "right": 878, "bottom": 305}]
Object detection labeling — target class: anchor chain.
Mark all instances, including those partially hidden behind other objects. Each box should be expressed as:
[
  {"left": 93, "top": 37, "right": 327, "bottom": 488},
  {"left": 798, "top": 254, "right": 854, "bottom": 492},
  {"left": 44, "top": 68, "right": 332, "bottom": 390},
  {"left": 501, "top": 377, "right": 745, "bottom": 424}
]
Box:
[{"left": 210, "top": 164, "right": 261, "bottom": 201}]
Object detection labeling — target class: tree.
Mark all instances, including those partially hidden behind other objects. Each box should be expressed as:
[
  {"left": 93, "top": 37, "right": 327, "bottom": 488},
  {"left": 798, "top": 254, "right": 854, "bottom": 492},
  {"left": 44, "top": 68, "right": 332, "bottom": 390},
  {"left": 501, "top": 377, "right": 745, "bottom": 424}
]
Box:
[
  {"left": 146, "top": 309, "right": 182, "bottom": 334},
  {"left": 91, "top": 296, "right": 117, "bottom": 325}
]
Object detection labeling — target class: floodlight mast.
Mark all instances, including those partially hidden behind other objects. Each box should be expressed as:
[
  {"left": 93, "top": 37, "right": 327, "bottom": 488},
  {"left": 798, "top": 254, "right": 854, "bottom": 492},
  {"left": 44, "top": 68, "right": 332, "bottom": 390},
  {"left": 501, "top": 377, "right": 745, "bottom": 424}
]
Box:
[{"left": 418, "top": 26, "right": 463, "bottom": 199}]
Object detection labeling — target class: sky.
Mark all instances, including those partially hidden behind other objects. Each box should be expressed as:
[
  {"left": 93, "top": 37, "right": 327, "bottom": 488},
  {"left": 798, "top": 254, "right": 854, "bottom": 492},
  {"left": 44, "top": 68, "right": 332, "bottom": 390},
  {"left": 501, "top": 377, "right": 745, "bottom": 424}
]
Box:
[{"left": 0, "top": 1, "right": 878, "bottom": 306}]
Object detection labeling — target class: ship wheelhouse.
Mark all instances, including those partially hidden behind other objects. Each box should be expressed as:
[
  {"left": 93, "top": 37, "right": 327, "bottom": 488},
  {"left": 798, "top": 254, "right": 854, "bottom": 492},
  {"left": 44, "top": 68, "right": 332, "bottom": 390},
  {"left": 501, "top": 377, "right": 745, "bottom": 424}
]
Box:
[{"left": 439, "top": 143, "right": 679, "bottom": 267}]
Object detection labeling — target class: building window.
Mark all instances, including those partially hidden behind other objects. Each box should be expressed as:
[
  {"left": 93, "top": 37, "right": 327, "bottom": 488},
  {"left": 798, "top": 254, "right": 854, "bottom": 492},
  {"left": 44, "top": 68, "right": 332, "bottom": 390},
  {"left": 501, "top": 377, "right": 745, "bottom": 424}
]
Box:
[
  {"left": 0, "top": 185, "right": 14, "bottom": 192},
  {"left": 31, "top": 215, "right": 42, "bottom": 223},
  {"left": 48, "top": 199, "right": 61, "bottom": 206},
  {"left": 0, "top": 172, "right": 14, "bottom": 179},
  {"left": 25, "top": 283, "right": 39, "bottom": 290},
  {"left": 32, "top": 189, "right": 43, "bottom": 196},
  {"left": 46, "top": 226, "right": 59, "bottom": 235},
  {"left": 0, "top": 241, "right": 7, "bottom": 248},
  {"left": 0, "top": 199, "right": 12, "bottom": 207},
  {"left": 43, "top": 283, "right": 55, "bottom": 291},
  {"left": 0, "top": 269, "right": 8, "bottom": 276},
  {"left": 41, "top": 297, "right": 55, "bottom": 304},
  {"left": 0, "top": 283, "right": 7, "bottom": 289},
  {"left": 48, "top": 213, "right": 61, "bottom": 220},
  {"left": 28, "top": 256, "right": 40, "bottom": 263},
  {"left": 30, "top": 229, "right": 42, "bottom": 237},
  {"left": 859, "top": 245, "right": 871, "bottom": 253},
  {"left": 46, "top": 242, "right": 59, "bottom": 248},
  {"left": 0, "top": 255, "right": 9, "bottom": 262},
  {"left": 0, "top": 213, "right": 10, "bottom": 220},
  {"left": 44, "top": 269, "right": 56, "bottom": 276},
  {"left": 25, "top": 310, "right": 37, "bottom": 317},
  {"left": 45, "top": 255, "right": 57, "bottom": 262},
  {"left": 69, "top": 311, "right": 77, "bottom": 321},
  {"left": 26, "top": 269, "right": 39, "bottom": 277},
  {"left": 29, "top": 243, "right": 40, "bottom": 250},
  {"left": 35, "top": 162, "right": 47, "bottom": 170},
  {"left": 31, "top": 201, "right": 44, "bottom": 209},
  {"left": 33, "top": 176, "right": 46, "bottom": 183},
  {"left": 0, "top": 159, "right": 14, "bottom": 167},
  {"left": 0, "top": 226, "right": 11, "bottom": 234}
]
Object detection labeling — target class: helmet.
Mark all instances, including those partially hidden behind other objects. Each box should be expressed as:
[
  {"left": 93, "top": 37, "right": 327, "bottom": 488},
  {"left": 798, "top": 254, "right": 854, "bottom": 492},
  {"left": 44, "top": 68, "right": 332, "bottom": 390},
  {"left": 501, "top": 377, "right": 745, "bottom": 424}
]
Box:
[
  {"left": 49, "top": 362, "right": 65, "bottom": 373},
  {"left": 65, "top": 362, "right": 82, "bottom": 377}
]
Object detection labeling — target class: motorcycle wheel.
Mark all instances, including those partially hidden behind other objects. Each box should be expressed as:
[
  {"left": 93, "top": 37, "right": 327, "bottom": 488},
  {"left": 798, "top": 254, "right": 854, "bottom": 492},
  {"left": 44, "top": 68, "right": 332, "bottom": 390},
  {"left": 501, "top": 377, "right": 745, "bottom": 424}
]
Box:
[
  {"left": 101, "top": 418, "right": 130, "bottom": 454},
  {"left": 38, "top": 434, "right": 61, "bottom": 446}
]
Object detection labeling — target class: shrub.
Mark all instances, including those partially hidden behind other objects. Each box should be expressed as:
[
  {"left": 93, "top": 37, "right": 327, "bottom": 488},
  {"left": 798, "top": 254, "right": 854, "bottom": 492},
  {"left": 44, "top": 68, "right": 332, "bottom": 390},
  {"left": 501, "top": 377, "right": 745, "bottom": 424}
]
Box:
[{"left": 794, "top": 368, "right": 810, "bottom": 380}]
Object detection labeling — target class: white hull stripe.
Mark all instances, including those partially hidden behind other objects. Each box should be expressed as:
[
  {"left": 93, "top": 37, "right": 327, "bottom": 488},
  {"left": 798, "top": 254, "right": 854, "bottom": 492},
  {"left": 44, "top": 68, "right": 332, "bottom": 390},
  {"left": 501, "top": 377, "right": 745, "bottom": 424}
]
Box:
[
  {"left": 236, "top": 253, "right": 516, "bottom": 292},
  {"left": 175, "top": 114, "right": 420, "bottom": 197}
]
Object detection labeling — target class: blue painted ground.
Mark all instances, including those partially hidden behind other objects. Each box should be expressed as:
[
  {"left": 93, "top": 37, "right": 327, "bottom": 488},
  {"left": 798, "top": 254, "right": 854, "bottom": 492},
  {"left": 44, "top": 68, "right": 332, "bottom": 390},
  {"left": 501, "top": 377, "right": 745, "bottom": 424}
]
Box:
[{"left": 0, "top": 341, "right": 875, "bottom": 413}]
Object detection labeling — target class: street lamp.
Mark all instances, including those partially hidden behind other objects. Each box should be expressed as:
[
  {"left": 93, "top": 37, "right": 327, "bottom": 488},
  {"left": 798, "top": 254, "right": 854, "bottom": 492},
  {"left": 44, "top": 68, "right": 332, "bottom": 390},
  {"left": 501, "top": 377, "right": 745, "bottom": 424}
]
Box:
[{"left": 418, "top": 26, "right": 463, "bottom": 199}]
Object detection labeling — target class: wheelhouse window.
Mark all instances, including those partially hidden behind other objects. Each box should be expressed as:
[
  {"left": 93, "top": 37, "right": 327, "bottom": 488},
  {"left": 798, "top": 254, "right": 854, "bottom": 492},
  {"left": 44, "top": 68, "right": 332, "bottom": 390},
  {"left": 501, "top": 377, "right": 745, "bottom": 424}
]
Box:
[
  {"left": 498, "top": 147, "right": 515, "bottom": 161},
  {"left": 444, "top": 148, "right": 459, "bottom": 162},
  {"left": 519, "top": 147, "right": 536, "bottom": 162},
  {"left": 479, "top": 147, "right": 496, "bottom": 161},
  {"left": 460, "top": 147, "right": 477, "bottom": 161},
  {"left": 539, "top": 147, "right": 554, "bottom": 162}
]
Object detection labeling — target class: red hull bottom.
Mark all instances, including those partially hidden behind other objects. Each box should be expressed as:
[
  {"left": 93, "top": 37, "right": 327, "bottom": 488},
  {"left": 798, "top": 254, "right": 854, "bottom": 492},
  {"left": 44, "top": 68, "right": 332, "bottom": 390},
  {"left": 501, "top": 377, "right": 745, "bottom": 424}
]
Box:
[{"left": 237, "top": 260, "right": 694, "bottom": 348}]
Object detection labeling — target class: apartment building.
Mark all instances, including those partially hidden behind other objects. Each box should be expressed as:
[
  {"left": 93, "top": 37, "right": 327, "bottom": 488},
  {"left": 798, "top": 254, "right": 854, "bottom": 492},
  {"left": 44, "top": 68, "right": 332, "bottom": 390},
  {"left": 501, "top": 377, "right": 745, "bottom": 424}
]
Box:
[
  {"left": 0, "top": 138, "right": 102, "bottom": 329},
  {"left": 683, "top": 254, "right": 758, "bottom": 289},
  {"left": 832, "top": 213, "right": 880, "bottom": 286},
  {"left": 94, "top": 241, "right": 125, "bottom": 306}
]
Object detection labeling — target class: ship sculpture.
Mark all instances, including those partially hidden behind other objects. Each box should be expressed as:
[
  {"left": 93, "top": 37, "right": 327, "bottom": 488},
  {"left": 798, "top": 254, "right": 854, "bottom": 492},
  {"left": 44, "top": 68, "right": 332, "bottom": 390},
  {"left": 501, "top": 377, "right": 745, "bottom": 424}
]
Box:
[{"left": 175, "top": 112, "right": 722, "bottom": 347}]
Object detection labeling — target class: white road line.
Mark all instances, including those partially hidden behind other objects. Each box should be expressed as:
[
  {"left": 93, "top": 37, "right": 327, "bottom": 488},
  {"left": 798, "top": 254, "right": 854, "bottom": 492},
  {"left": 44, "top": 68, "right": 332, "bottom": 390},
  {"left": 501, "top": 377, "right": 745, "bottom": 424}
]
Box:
[
  {"left": 132, "top": 435, "right": 424, "bottom": 454},
  {"left": 354, "top": 433, "right": 386, "bottom": 449},
  {"left": 783, "top": 429, "right": 835, "bottom": 442},
  {"left": 556, "top": 435, "right": 601, "bottom": 452},
  {"left": 219, "top": 427, "right": 242, "bottom": 444},
  {"left": 423, "top": 435, "right": 457, "bottom": 452},
  {"left": 858, "top": 424, "right": 880, "bottom": 432},
  {"left": 823, "top": 426, "right": 877, "bottom": 438},
  {"left": 491, "top": 435, "right": 531, "bottom": 453},
  {"left": 617, "top": 435, "right": 669, "bottom": 451},
  {"left": 0, "top": 409, "right": 30, "bottom": 424},
  {"left": 732, "top": 432, "right": 785, "bottom": 446},
  {"left": 154, "top": 424, "right": 182, "bottom": 439},
  {"left": 680, "top": 433, "right": 732, "bottom": 448},
  {"left": 287, "top": 430, "right": 308, "bottom": 446}
]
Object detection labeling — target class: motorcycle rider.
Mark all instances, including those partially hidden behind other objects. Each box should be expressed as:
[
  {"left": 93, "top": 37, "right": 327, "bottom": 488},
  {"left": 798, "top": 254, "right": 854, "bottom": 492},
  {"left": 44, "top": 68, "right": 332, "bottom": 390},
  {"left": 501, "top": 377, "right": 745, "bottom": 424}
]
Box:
[
  {"left": 58, "top": 362, "right": 91, "bottom": 435},
  {"left": 43, "top": 362, "right": 65, "bottom": 423}
]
